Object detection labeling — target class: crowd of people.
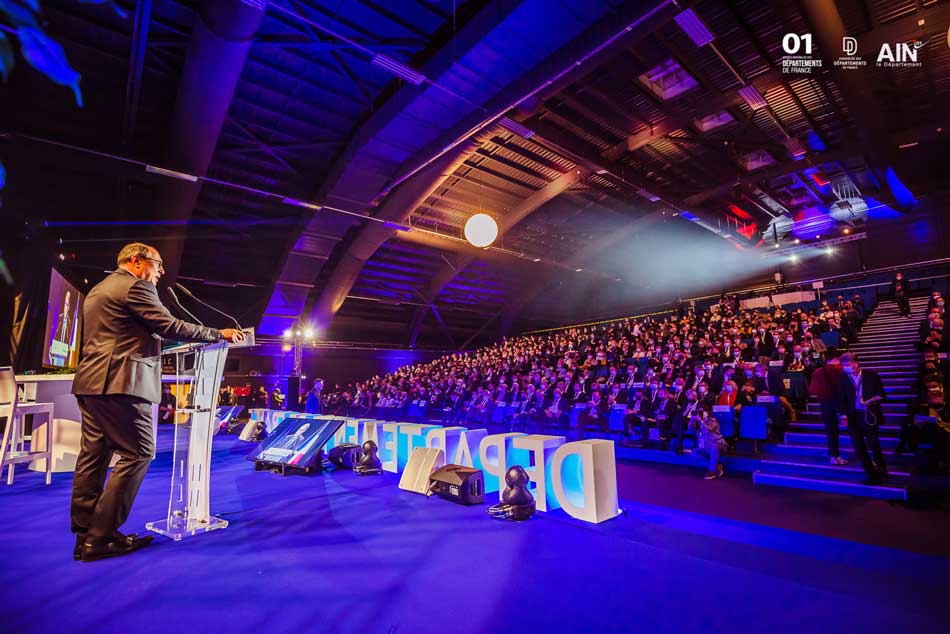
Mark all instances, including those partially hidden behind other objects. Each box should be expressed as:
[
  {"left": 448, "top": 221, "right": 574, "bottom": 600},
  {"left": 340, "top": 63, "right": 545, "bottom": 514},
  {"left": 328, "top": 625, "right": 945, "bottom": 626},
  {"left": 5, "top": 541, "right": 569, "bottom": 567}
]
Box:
[
  {"left": 294, "top": 290, "right": 872, "bottom": 479},
  {"left": 215, "top": 279, "right": 948, "bottom": 482}
]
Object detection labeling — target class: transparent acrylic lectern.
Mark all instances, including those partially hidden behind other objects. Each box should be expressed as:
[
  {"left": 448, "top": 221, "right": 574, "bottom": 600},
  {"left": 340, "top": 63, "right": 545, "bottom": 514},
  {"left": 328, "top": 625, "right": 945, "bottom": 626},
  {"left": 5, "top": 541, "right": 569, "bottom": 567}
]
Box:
[{"left": 146, "top": 340, "right": 230, "bottom": 541}]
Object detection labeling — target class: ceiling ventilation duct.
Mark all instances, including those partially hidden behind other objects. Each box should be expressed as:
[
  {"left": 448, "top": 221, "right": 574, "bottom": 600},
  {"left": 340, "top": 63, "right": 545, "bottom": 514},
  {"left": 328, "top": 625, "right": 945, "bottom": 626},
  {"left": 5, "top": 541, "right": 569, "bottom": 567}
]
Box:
[
  {"left": 737, "top": 84, "right": 768, "bottom": 110},
  {"left": 693, "top": 110, "right": 734, "bottom": 132},
  {"left": 738, "top": 150, "right": 777, "bottom": 171},
  {"left": 638, "top": 59, "right": 699, "bottom": 100},
  {"left": 674, "top": 8, "right": 714, "bottom": 46}
]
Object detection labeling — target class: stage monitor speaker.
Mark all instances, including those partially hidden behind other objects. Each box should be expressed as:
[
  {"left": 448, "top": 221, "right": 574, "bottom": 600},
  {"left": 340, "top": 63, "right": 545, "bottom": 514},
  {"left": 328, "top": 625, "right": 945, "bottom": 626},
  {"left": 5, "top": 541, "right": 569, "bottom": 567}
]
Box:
[
  {"left": 429, "top": 464, "right": 485, "bottom": 505},
  {"left": 239, "top": 419, "right": 264, "bottom": 442},
  {"left": 399, "top": 447, "right": 445, "bottom": 494},
  {"left": 327, "top": 443, "right": 362, "bottom": 469},
  {"left": 287, "top": 375, "right": 302, "bottom": 411}
]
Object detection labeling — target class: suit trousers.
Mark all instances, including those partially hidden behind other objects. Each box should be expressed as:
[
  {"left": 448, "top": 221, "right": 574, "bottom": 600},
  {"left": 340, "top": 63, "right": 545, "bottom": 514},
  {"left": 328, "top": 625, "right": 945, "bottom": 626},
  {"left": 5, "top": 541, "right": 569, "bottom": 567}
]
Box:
[
  {"left": 820, "top": 399, "right": 840, "bottom": 458},
  {"left": 847, "top": 410, "right": 887, "bottom": 479},
  {"left": 70, "top": 395, "right": 155, "bottom": 542}
]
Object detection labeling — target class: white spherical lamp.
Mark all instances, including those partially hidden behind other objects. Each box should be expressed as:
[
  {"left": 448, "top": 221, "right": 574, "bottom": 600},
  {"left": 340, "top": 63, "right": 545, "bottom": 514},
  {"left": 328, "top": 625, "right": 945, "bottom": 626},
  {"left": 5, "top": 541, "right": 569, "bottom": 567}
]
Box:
[{"left": 463, "top": 213, "right": 498, "bottom": 248}]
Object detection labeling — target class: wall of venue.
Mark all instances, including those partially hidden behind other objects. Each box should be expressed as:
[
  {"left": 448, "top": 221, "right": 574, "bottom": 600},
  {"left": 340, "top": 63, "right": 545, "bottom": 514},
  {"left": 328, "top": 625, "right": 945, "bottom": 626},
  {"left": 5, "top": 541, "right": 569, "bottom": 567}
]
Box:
[
  {"left": 516, "top": 193, "right": 950, "bottom": 333},
  {"left": 223, "top": 344, "right": 447, "bottom": 391}
]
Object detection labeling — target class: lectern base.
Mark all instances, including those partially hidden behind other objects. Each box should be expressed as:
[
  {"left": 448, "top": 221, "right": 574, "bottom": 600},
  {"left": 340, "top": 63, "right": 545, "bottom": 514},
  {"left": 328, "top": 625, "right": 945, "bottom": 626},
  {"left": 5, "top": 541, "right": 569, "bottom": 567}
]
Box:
[{"left": 146, "top": 515, "right": 229, "bottom": 541}]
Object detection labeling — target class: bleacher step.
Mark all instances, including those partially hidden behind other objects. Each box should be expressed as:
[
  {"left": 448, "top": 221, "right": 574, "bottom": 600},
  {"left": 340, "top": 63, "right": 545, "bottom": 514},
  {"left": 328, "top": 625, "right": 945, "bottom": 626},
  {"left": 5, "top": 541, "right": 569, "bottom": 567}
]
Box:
[
  {"left": 759, "top": 459, "right": 910, "bottom": 483},
  {"left": 752, "top": 471, "right": 907, "bottom": 500},
  {"left": 765, "top": 443, "right": 915, "bottom": 464},
  {"left": 784, "top": 432, "right": 899, "bottom": 448},
  {"left": 788, "top": 421, "right": 901, "bottom": 434},
  {"left": 797, "top": 411, "right": 906, "bottom": 424}
]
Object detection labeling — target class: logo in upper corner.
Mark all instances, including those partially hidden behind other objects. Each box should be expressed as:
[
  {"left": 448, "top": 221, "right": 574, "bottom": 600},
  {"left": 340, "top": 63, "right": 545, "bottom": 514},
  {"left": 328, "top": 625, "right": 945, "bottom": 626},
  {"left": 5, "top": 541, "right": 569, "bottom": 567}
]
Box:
[
  {"left": 834, "top": 36, "right": 865, "bottom": 70},
  {"left": 876, "top": 40, "right": 923, "bottom": 67}
]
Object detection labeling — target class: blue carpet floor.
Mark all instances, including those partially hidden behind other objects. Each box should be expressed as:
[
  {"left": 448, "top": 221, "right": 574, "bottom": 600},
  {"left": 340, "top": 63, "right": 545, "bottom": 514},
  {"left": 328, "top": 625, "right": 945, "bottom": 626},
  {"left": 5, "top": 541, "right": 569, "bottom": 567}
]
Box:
[{"left": 0, "top": 428, "right": 946, "bottom": 634}]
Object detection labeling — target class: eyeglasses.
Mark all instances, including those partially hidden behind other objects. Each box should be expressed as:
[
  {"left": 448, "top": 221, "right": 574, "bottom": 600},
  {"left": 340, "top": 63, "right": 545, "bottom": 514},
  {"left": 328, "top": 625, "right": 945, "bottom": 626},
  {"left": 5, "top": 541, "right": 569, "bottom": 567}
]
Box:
[{"left": 140, "top": 256, "right": 165, "bottom": 273}]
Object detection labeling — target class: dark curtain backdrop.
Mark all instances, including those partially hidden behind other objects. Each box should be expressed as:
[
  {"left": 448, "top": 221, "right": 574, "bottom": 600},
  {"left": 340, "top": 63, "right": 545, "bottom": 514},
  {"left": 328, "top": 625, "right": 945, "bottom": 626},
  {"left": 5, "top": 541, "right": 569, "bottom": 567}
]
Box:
[{"left": 1, "top": 227, "right": 55, "bottom": 372}]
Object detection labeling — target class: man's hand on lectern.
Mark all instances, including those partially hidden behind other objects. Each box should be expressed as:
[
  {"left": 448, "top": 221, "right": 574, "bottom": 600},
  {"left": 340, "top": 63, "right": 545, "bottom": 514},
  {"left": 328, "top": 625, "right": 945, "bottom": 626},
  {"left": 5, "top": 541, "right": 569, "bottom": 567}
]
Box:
[{"left": 220, "top": 328, "right": 246, "bottom": 343}]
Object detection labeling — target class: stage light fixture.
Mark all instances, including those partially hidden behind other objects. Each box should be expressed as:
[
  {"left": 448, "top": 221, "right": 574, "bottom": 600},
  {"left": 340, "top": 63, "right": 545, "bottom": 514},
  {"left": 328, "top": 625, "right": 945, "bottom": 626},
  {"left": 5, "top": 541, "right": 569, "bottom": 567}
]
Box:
[
  {"left": 790, "top": 254, "right": 799, "bottom": 262},
  {"left": 464, "top": 213, "right": 498, "bottom": 248},
  {"left": 283, "top": 329, "right": 293, "bottom": 340},
  {"left": 304, "top": 328, "right": 314, "bottom": 339},
  {"left": 843, "top": 228, "right": 851, "bottom": 234},
  {"left": 794, "top": 239, "right": 801, "bottom": 244},
  {"left": 825, "top": 247, "right": 834, "bottom": 255},
  {"left": 282, "top": 344, "right": 291, "bottom": 353},
  {"left": 575, "top": 268, "right": 584, "bottom": 272},
  {"left": 532, "top": 258, "right": 541, "bottom": 262}
]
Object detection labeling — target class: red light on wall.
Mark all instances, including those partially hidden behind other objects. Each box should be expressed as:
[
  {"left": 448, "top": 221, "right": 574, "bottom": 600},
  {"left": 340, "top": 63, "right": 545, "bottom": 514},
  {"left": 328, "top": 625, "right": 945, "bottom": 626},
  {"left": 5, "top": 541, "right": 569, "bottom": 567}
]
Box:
[
  {"left": 728, "top": 204, "right": 753, "bottom": 220},
  {"left": 810, "top": 172, "right": 830, "bottom": 186},
  {"left": 737, "top": 223, "right": 757, "bottom": 240}
]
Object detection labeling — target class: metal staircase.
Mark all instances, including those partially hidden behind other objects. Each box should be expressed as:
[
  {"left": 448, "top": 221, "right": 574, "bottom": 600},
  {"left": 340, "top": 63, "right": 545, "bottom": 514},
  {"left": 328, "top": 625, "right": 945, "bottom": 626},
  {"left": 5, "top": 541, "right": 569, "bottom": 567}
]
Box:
[{"left": 752, "top": 295, "right": 929, "bottom": 501}]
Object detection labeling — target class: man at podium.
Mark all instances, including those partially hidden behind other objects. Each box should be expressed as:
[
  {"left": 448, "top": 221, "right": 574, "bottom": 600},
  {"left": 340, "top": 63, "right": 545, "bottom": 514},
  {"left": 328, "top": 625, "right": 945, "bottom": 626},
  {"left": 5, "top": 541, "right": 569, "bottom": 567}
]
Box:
[{"left": 70, "top": 243, "right": 245, "bottom": 562}]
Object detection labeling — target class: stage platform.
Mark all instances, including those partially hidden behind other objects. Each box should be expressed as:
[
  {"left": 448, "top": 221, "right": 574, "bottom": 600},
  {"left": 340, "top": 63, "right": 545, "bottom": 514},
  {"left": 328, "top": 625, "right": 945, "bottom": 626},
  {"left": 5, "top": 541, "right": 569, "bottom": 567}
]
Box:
[{"left": 0, "top": 428, "right": 946, "bottom": 634}]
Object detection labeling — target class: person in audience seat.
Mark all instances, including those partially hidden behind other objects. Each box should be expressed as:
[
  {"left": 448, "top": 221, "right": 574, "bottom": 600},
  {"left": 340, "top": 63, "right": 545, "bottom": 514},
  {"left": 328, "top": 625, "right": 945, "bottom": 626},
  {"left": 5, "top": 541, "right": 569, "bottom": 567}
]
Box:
[
  {"left": 542, "top": 388, "right": 568, "bottom": 432},
  {"left": 577, "top": 389, "right": 608, "bottom": 439},
  {"left": 671, "top": 389, "right": 700, "bottom": 454},
  {"left": 623, "top": 388, "right": 648, "bottom": 446}
]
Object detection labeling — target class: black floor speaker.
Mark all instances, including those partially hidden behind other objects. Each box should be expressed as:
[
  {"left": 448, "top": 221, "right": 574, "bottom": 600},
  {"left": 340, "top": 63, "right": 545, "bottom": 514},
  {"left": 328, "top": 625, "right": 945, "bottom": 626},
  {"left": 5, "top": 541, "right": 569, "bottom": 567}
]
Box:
[{"left": 429, "top": 465, "right": 485, "bottom": 505}]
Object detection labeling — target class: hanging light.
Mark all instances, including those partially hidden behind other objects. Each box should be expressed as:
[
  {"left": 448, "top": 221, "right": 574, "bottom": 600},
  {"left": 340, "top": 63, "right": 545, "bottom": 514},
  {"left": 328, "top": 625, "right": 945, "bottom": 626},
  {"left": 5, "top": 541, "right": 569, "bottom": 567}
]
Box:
[{"left": 463, "top": 213, "right": 498, "bottom": 248}]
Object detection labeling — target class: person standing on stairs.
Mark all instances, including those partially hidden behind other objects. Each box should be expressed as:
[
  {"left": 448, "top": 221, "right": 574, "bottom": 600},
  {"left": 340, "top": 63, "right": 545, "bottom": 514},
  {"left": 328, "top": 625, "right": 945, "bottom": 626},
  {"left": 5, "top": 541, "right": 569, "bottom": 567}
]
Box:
[
  {"left": 809, "top": 356, "right": 848, "bottom": 466},
  {"left": 839, "top": 354, "right": 888, "bottom": 485},
  {"left": 891, "top": 272, "right": 912, "bottom": 318}
]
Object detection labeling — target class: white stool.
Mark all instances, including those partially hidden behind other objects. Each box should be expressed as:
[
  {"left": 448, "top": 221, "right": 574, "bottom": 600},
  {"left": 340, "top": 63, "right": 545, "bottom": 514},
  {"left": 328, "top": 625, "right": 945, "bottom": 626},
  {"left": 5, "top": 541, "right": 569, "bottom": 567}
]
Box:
[{"left": 0, "top": 368, "right": 54, "bottom": 485}]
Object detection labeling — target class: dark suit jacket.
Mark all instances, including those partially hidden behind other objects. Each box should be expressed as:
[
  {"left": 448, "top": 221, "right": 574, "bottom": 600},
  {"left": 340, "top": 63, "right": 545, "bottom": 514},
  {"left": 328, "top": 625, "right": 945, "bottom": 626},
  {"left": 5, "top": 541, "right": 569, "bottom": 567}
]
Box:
[
  {"left": 838, "top": 370, "right": 886, "bottom": 420},
  {"left": 72, "top": 270, "right": 222, "bottom": 403}
]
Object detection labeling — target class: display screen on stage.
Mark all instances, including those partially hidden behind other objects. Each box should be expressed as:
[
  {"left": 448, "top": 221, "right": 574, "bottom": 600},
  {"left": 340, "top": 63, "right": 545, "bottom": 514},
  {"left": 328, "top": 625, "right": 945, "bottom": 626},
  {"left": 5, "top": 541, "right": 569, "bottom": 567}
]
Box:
[
  {"left": 251, "top": 416, "right": 343, "bottom": 467},
  {"left": 42, "top": 269, "right": 84, "bottom": 369}
]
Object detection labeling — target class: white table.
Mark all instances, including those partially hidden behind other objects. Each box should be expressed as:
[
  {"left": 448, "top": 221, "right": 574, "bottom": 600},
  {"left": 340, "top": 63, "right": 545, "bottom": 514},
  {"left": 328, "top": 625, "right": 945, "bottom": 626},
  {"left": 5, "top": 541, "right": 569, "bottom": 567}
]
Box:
[{"left": 14, "top": 374, "right": 161, "bottom": 473}]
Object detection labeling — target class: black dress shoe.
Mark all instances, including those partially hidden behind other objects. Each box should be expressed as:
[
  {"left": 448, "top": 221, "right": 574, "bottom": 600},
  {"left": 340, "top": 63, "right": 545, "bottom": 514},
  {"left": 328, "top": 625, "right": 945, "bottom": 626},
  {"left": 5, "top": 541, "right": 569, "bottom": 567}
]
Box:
[
  {"left": 75, "top": 531, "right": 152, "bottom": 560},
  {"left": 74, "top": 534, "right": 86, "bottom": 561},
  {"left": 80, "top": 535, "right": 153, "bottom": 563}
]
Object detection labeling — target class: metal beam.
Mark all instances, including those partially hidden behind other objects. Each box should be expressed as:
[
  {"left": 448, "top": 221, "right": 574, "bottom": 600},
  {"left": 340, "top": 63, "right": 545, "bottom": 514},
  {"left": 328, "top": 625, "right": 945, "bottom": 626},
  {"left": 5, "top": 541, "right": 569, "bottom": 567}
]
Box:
[
  {"left": 121, "top": 0, "right": 152, "bottom": 147},
  {"left": 154, "top": 0, "right": 266, "bottom": 284}
]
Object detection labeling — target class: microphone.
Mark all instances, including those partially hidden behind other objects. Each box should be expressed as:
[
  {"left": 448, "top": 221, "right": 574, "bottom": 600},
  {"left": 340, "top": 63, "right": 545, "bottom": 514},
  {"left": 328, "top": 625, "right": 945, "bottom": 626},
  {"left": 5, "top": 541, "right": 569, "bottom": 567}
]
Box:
[
  {"left": 175, "top": 282, "right": 242, "bottom": 330},
  {"left": 166, "top": 287, "right": 203, "bottom": 326}
]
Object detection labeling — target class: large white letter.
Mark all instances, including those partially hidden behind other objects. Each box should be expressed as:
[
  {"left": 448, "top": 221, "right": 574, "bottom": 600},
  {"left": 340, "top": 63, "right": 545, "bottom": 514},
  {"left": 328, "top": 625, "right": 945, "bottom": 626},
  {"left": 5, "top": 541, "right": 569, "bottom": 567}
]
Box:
[
  {"left": 452, "top": 428, "right": 487, "bottom": 470},
  {"left": 551, "top": 439, "right": 619, "bottom": 524},
  {"left": 425, "top": 426, "right": 464, "bottom": 460},
  {"left": 396, "top": 424, "right": 438, "bottom": 471},
  {"left": 379, "top": 422, "right": 406, "bottom": 473},
  {"left": 479, "top": 433, "right": 525, "bottom": 498},
  {"left": 510, "top": 434, "right": 566, "bottom": 512}
]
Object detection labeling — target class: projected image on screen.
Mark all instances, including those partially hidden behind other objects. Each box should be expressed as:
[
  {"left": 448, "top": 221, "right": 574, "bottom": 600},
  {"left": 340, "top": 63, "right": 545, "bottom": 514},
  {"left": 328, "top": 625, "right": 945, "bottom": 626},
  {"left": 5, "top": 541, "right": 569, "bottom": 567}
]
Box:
[
  {"left": 43, "top": 269, "right": 84, "bottom": 369},
  {"left": 251, "top": 417, "right": 343, "bottom": 467}
]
